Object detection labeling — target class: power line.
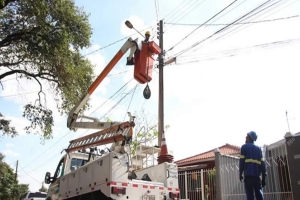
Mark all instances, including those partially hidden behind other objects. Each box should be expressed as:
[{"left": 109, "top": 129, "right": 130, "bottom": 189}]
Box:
[
  {"left": 166, "top": 0, "right": 238, "bottom": 52},
  {"left": 211, "top": 0, "right": 298, "bottom": 43},
  {"left": 19, "top": 164, "right": 41, "bottom": 183},
  {"left": 175, "top": 38, "right": 300, "bottom": 64},
  {"left": 166, "top": 0, "right": 207, "bottom": 25},
  {"left": 188, "top": 0, "right": 295, "bottom": 53},
  {"left": 20, "top": 130, "right": 71, "bottom": 170},
  {"left": 165, "top": 15, "right": 299, "bottom": 26},
  {"left": 163, "top": 0, "right": 191, "bottom": 21},
  {"left": 164, "top": 0, "right": 207, "bottom": 33},
  {"left": 83, "top": 26, "right": 153, "bottom": 57},
  {"left": 173, "top": 0, "right": 279, "bottom": 57},
  {"left": 0, "top": 88, "right": 50, "bottom": 98},
  {"left": 123, "top": 84, "right": 138, "bottom": 121},
  {"left": 89, "top": 78, "right": 134, "bottom": 116}
]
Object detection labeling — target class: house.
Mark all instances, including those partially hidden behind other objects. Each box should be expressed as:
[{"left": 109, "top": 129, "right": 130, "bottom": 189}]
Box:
[
  {"left": 175, "top": 143, "right": 241, "bottom": 200},
  {"left": 175, "top": 143, "right": 241, "bottom": 171}
]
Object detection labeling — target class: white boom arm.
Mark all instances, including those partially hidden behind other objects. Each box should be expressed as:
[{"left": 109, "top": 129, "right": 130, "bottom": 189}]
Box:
[{"left": 67, "top": 38, "right": 137, "bottom": 131}]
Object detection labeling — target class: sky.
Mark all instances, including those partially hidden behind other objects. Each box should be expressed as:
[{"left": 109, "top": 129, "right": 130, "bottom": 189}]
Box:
[{"left": 1, "top": 0, "right": 300, "bottom": 191}]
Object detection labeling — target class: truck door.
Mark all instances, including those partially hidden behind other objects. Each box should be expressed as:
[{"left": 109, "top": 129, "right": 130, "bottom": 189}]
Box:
[{"left": 49, "top": 157, "right": 65, "bottom": 200}]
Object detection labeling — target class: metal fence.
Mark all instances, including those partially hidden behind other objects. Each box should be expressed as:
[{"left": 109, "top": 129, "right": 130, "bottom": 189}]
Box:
[
  {"left": 215, "top": 144, "right": 293, "bottom": 200},
  {"left": 178, "top": 168, "right": 216, "bottom": 200}
]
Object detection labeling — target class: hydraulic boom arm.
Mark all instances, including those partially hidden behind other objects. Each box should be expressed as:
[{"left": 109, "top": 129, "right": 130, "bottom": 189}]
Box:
[
  {"left": 67, "top": 38, "right": 136, "bottom": 131},
  {"left": 65, "top": 121, "right": 134, "bottom": 153}
]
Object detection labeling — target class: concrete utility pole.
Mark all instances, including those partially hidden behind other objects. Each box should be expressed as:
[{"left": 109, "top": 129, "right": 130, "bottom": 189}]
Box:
[
  {"left": 15, "top": 160, "right": 18, "bottom": 181},
  {"left": 158, "top": 19, "right": 164, "bottom": 148}
]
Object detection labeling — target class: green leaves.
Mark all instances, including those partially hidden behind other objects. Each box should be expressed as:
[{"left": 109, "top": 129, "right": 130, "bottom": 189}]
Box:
[
  {"left": 0, "top": 153, "right": 29, "bottom": 200},
  {"left": 0, "top": 112, "right": 17, "bottom": 138},
  {"left": 23, "top": 104, "right": 54, "bottom": 140},
  {"left": 0, "top": 0, "right": 94, "bottom": 140}
]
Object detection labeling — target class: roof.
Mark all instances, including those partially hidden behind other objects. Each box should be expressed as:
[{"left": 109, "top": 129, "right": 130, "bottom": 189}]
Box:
[{"left": 175, "top": 143, "right": 241, "bottom": 165}]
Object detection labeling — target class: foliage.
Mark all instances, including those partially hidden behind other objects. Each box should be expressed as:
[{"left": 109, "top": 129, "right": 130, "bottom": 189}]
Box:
[
  {"left": 0, "top": 153, "right": 29, "bottom": 200},
  {"left": 130, "top": 109, "right": 170, "bottom": 156},
  {"left": 0, "top": 0, "right": 94, "bottom": 140},
  {"left": 205, "top": 168, "right": 216, "bottom": 200},
  {"left": 0, "top": 112, "right": 17, "bottom": 138}
]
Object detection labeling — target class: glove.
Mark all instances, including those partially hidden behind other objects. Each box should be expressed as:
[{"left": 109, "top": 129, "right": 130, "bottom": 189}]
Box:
[
  {"left": 239, "top": 174, "right": 244, "bottom": 183},
  {"left": 262, "top": 178, "right": 266, "bottom": 187}
]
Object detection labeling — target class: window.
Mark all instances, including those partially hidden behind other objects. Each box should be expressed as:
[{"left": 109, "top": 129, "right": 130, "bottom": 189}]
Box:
[
  {"left": 54, "top": 158, "right": 65, "bottom": 179},
  {"left": 28, "top": 192, "right": 47, "bottom": 198},
  {"left": 70, "top": 158, "right": 88, "bottom": 171}
]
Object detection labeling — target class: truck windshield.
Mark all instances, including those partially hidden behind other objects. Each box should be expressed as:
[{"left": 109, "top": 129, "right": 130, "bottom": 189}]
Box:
[{"left": 70, "top": 158, "right": 88, "bottom": 171}]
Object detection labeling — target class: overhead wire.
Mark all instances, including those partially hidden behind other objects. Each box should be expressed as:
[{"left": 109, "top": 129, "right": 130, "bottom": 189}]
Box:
[
  {"left": 188, "top": 0, "right": 296, "bottom": 54},
  {"left": 165, "top": 0, "right": 238, "bottom": 53},
  {"left": 188, "top": 0, "right": 294, "bottom": 54},
  {"left": 83, "top": 25, "right": 153, "bottom": 57},
  {"left": 165, "top": 14, "right": 298, "bottom": 26},
  {"left": 211, "top": 0, "right": 298, "bottom": 43},
  {"left": 175, "top": 38, "right": 300, "bottom": 64},
  {"left": 163, "top": 0, "right": 191, "bottom": 21},
  {"left": 19, "top": 164, "right": 41, "bottom": 183},
  {"left": 123, "top": 84, "right": 138, "bottom": 121},
  {"left": 164, "top": 0, "right": 208, "bottom": 33},
  {"left": 172, "top": 0, "right": 281, "bottom": 57}
]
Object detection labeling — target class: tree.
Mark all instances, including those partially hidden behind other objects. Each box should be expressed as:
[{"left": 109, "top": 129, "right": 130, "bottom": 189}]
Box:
[
  {"left": 0, "top": 153, "right": 29, "bottom": 200},
  {"left": 0, "top": 0, "right": 94, "bottom": 140},
  {"left": 130, "top": 109, "right": 170, "bottom": 156}
]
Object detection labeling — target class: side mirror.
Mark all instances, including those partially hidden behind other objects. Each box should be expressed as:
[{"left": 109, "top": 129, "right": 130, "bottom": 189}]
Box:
[{"left": 45, "top": 172, "right": 51, "bottom": 184}]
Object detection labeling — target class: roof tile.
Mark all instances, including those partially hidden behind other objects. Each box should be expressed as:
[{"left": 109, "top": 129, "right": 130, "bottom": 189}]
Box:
[{"left": 175, "top": 143, "right": 241, "bottom": 165}]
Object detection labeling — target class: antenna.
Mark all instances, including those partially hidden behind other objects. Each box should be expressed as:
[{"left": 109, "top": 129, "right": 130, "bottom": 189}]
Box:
[{"left": 286, "top": 111, "right": 291, "bottom": 133}]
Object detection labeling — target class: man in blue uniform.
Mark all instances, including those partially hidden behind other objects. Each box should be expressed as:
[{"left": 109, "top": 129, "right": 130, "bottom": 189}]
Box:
[{"left": 239, "top": 131, "right": 267, "bottom": 200}]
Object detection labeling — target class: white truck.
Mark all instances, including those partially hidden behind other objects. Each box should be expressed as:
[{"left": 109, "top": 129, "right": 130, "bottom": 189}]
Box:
[
  {"left": 44, "top": 33, "right": 180, "bottom": 200},
  {"left": 44, "top": 121, "right": 180, "bottom": 200}
]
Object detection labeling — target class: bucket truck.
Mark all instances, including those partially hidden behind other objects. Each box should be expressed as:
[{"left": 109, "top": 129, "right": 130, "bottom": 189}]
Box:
[{"left": 44, "top": 36, "right": 180, "bottom": 200}]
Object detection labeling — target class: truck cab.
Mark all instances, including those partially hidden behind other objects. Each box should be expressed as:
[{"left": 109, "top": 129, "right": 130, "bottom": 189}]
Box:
[{"left": 44, "top": 152, "right": 90, "bottom": 200}]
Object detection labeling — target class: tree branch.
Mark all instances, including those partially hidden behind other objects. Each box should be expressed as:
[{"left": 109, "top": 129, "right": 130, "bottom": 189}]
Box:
[
  {"left": 0, "top": 0, "right": 17, "bottom": 10},
  {"left": 0, "top": 60, "right": 24, "bottom": 67},
  {"left": 0, "top": 69, "right": 55, "bottom": 80}
]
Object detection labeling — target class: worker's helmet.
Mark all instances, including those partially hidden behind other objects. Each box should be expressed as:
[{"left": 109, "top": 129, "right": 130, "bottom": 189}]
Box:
[
  {"left": 247, "top": 131, "right": 257, "bottom": 141},
  {"left": 145, "top": 31, "right": 151, "bottom": 36}
]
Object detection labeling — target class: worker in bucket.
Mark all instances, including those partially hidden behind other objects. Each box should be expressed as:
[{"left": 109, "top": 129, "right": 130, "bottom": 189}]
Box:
[
  {"left": 126, "top": 31, "right": 151, "bottom": 65},
  {"left": 239, "top": 131, "right": 267, "bottom": 200}
]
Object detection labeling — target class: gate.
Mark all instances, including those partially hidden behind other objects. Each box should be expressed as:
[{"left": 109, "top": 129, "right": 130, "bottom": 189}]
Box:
[
  {"left": 215, "top": 142, "right": 293, "bottom": 200},
  {"left": 178, "top": 168, "right": 216, "bottom": 200}
]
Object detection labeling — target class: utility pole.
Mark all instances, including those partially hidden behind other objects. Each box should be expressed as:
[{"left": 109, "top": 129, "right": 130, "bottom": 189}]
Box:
[
  {"left": 156, "top": 19, "right": 173, "bottom": 164},
  {"left": 158, "top": 19, "right": 164, "bottom": 148},
  {"left": 15, "top": 160, "right": 18, "bottom": 181}
]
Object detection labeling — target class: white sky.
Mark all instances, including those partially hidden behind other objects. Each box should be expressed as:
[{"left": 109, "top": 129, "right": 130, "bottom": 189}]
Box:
[{"left": 1, "top": 0, "right": 300, "bottom": 191}]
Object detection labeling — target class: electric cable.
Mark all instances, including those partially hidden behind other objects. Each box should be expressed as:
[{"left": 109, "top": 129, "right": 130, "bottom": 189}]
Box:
[
  {"left": 19, "top": 164, "right": 41, "bottom": 183},
  {"left": 165, "top": 15, "right": 298, "bottom": 26},
  {"left": 83, "top": 26, "right": 153, "bottom": 57},
  {"left": 212, "top": 0, "right": 298, "bottom": 42},
  {"left": 123, "top": 84, "right": 138, "bottom": 121},
  {"left": 173, "top": 0, "right": 280, "bottom": 57},
  {"left": 166, "top": 0, "right": 238, "bottom": 53},
  {"left": 163, "top": 0, "right": 193, "bottom": 22},
  {"left": 175, "top": 38, "right": 300, "bottom": 64}
]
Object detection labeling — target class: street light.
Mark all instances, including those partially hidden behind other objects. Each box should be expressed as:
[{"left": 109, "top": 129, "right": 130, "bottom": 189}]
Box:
[{"left": 124, "top": 20, "right": 145, "bottom": 38}]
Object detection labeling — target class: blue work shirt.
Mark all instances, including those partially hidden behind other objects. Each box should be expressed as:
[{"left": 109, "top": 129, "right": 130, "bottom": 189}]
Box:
[{"left": 239, "top": 142, "right": 267, "bottom": 178}]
